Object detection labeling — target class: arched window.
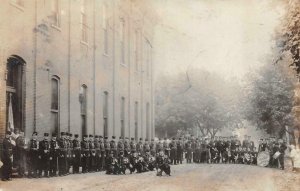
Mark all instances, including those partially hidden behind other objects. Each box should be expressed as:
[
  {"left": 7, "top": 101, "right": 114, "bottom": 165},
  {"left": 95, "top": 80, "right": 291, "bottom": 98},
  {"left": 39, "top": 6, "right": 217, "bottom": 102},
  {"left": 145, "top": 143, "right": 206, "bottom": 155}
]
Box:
[
  {"left": 103, "top": 91, "right": 109, "bottom": 136},
  {"left": 51, "top": 76, "right": 60, "bottom": 134},
  {"left": 80, "top": 85, "right": 87, "bottom": 138}
]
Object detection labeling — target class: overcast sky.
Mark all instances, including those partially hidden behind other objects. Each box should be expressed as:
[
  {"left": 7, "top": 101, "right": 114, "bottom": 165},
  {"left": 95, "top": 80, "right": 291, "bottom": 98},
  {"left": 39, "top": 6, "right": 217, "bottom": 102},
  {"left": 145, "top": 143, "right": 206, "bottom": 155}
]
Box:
[{"left": 152, "top": 0, "right": 286, "bottom": 80}]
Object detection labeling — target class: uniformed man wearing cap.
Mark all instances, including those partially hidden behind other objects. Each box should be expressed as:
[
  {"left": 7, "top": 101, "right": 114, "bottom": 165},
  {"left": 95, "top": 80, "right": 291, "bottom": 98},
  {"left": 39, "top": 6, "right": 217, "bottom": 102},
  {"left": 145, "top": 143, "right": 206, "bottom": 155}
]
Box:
[
  {"left": 72, "top": 134, "right": 81, "bottom": 174},
  {"left": 15, "top": 130, "right": 27, "bottom": 177},
  {"left": 89, "top": 135, "right": 96, "bottom": 172},
  {"left": 94, "top": 135, "right": 101, "bottom": 172},
  {"left": 163, "top": 137, "right": 170, "bottom": 157},
  {"left": 124, "top": 137, "right": 131, "bottom": 157},
  {"left": 1, "top": 131, "right": 15, "bottom": 181},
  {"left": 117, "top": 136, "right": 125, "bottom": 157},
  {"left": 110, "top": 136, "right": 117, "bottom": 157},
  {"left": 67, "top": 133, "right": 73, "bottom": 174},
  {"left": 137, "top": 138, "right": 144, "bottom": 155},
  {"left": 58, "top": 132, "right": 68, "bottom": 176},
  {"left": 150, "top": 138, "right": 156, "bottom": 156},
  {"left": 81, "top": 135, "right": 90, "bottom": 173},
  {"left": 130, "top": 138, "right": 137, "bottom": 153},
  {"left": 104, "top": 136, "right": 111, "bottom": 170},
  {"left": 49, "top": 133, "right": 59, "bottom": 177},
  {"left": 156, "top": 138, "right": 164, "bottom": 154},
  {"left": 28, "top": 131, "right": 39, "bottom": 178},
  {"left": 99, "top": 136, "right": 106, "bottom": 171},
  {"left": 143, "top": 139, "right": 151, "bottom": 154},
  {"left": 177, "top": 137, "right": 184, "bottom": 164},
  {"left": 170, "top": 137, "right": 177, "bottom": 165},
  {"left": 39, "top": 133, "right": 50, "bottom": 177}
]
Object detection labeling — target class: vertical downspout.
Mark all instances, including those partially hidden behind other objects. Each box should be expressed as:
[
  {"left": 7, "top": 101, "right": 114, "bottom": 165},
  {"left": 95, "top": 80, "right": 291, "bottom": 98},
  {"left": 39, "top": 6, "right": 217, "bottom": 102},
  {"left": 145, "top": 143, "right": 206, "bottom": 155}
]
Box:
[
  {"left": 67, "top": 0, "right": 71, "bottom": 133},
  {"left": 93, "top": 0, "right": 96, "bottom": 135},
  {"left": 33, "top": 0, "right": 38, "bottom": 132}
]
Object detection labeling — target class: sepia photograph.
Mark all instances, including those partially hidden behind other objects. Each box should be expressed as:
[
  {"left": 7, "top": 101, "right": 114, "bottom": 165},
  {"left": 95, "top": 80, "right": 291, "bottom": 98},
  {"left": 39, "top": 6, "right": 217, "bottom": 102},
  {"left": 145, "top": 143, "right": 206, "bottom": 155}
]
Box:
[{"left": 0, "top": 0, "right": 300, "bottom": 190}]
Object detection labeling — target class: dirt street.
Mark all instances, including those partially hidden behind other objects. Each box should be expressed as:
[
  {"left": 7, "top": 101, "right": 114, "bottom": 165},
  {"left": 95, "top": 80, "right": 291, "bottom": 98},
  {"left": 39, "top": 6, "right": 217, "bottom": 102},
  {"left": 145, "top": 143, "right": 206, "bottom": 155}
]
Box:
[{"left": 0, "top": 164, "right": 299, "bottom": 191}]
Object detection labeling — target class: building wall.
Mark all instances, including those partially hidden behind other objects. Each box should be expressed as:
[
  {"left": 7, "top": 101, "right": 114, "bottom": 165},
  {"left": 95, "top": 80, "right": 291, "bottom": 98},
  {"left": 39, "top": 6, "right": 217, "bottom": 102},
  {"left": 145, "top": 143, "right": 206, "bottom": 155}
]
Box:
[{"left": 0, "top": 0, "right": 156, "bottom": 145}]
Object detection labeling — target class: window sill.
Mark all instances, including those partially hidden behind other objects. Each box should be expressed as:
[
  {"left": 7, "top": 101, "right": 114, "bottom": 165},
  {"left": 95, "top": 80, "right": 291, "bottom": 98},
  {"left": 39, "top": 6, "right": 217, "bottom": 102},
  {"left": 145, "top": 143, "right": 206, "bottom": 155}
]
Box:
[
  {"left": 51, "top": 109, "right": 59, "bottom": 113},
  {"left": 103, "top": 53, "right": 109, "bottom": 57},
  {"left": 51, "top": 24, "right": 62, "bottom": 32},
  {"left": 10, "top": 2, "right": 24, "bottom": 12},
  {"left": 80, "top": 40, "right": 89, "bottom": 47}
]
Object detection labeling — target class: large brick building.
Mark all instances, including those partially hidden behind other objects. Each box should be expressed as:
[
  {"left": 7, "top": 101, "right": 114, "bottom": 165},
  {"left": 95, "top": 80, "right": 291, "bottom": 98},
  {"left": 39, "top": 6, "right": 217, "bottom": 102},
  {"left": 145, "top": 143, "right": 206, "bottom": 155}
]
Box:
[{"left": 0, "top": 0, "right": 156, "bottom": 145}]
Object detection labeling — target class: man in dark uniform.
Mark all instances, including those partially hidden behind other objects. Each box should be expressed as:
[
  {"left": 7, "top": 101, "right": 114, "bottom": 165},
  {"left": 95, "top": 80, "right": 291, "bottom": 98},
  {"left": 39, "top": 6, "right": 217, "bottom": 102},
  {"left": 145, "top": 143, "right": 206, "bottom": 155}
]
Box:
[
  {"left": 72, "top": 134, "right": 81, "bottom": 174},
  {"left": 163, "top": 138, "right": 170, "bottom": 157},
  {"left": 28, "top": 131, "right": 39, "bottom": 178},
  {"left": 169, "top": 137, "right": 177, "bottom": 165},
  {"left": 99, "top": 136, "right": 106, "bottom": 171},
  {"left": 58, "top": 132, "right": 68, "bottom": 176},
  {"left": 150, "top": 138, "right": 156, "bottom": 156},
  {"left": 156, "top": 138, "right": 164, "bottom": 154},
  {"left": 137, "top": 138, "right": 144, "bottom": 155},
  {"left": 242, "top": 135, "right": 249, "bottom": 148},
  {"left": 89, "top": 135, "right": 96, "bottom": 172},
  {"left": 143, "top": 139, "right": 151, "bottom": 154},
  {"left": 81, "top": 135, "right": 90, "bottom": 173},
  {"left": 110, "top": 136, "right": 117, "bottom": 157},
  {"left": 15, "top": 130, "right": 27, "bottom": 177},
  {"left": 39, "top": 133, "right": 50, "bottom": 177},
  {"left": 278, "top": 139, "right": 287, "bottom": 170},
  {"left": 104, "top": 136, "right": 110, "bottom": 156},
  {"left": 49, "top": 133, "right": 59, "bottom": 177},
  {"left": 124, "top": 137, "right": 131, "bottom": 157},
  {"left": 67, "top": 133, "right": 73, "bottom": 174},
  {"left": 130, "top": 137, "right": 137, "bottom": 153},
  {"left": 94, "top": 135, "right": 101, "bottom": 172},
  {"left": 1, "top": 131, "right": 15, "bottom": 181},
  {"left": 117, "top": 136, "right": 125, "bottom": 157},
  {"left": 177, "top": 137, "right": 184, "bottom": 164}
]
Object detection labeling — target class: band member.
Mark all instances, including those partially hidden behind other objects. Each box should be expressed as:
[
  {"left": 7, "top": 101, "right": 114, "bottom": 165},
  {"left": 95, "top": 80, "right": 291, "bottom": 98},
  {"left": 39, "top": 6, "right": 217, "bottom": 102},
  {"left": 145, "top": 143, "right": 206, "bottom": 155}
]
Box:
[
  {"left": 185, "top": 140, "right": 192, "bottom": 163},
  {"left": 28, "top": 131, "right": 39, "bottom": 178},
  {"left": 137, "top": 138, "right": 144, "bottom": 155},
  {"left": 99, "top": 136, "right": 106, "bottom": 171},
  {"left": 81, "top": 135, "right": 90, "bottom": 173},
  {"left": 94, "top": 135, "right": 101, "bottom": 172},
  {"left": 67, "top": 133, "right": 73, "bottom": 174},
  {"left": 117, "top": 137, "right": 125, "bottom": 157},
  {"left": 39, "top": 133, "right": 50, "bottom": 177},
  {"left": 58, "top": 132, "right": 68, "bottom": 176},
  {"left": 110, "top": 136, "right": 117, "bottom": 157},
  {"left": 104, "top": 136, "right": 111, "bottom": 157},
  {"left": 124, "top": 137, "right": 131, "bottom": 157},
  {"left": 163, "top": 138, "right": 170, "bottom": 157},
  {"left": 150, "top": 139, "right": 156, "bottom": 156},
  {"left": 156, "top": 138, "right": 164, "bottom": 153},
  {"left": 177, "top": 137, "right": 184, "bottom": 164},
  {"left": 72, "top": 134, "right": 81, "bottom": 174},
  {"left": 278, "top": 139, "right": 287, "bottom": 170},
  {"left": 49, "top": 133, "right": 59, "bottom": 177},
  {"left": 15, "top": 130, "right": 27, "bottom": 177},
  {"left": 143, "top": 139, "right": 151, "bottom": 154},
  {"left": 130, "top": 138, "right": 137, "bottom": 153},
  {"left": 1, "top": 131, "right": 15, "bottom": 181},
  {"left": 156, "top": 151, "right": 171, "bottom": 176},
  {"left": 89, "top": 135, "right": 96, "bottom": 172}
]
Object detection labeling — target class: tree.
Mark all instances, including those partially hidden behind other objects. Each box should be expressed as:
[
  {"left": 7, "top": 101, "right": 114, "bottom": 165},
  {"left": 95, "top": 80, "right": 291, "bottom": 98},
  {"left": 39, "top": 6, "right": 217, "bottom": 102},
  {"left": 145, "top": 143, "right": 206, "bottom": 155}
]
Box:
[
  {"left": 244, "top": 63, "right": 294, "bottom": 137},
  {"left": 155, "top": 69, "right": 243, "bottom": 138}
]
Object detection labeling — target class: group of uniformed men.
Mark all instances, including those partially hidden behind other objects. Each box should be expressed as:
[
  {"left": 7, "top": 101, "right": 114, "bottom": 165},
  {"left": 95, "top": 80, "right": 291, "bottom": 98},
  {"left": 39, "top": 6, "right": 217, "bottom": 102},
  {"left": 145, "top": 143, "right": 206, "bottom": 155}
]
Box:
[
  {"left": 1, "top": 129, "right": 287, "bottom": 181},
  {"left": 1, "top": 129, "right": 171, "bottom": 181}
]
